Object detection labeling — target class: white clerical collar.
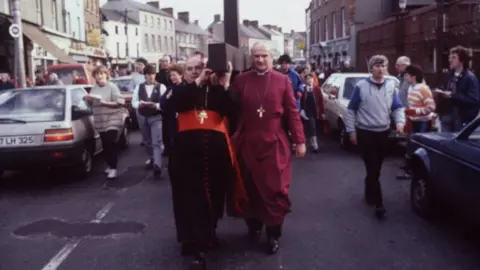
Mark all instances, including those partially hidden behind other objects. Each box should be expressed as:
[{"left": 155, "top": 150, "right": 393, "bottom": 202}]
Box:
[{"left": 254, "top": 69, "right": 270, "bottom": 75}]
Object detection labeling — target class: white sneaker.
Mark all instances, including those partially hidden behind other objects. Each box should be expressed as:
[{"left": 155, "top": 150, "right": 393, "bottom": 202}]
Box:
[
  {"left": 104, "top": 167, "right": 112, "bottom": 174},
  {"left": 145, "top": 159, "right": 152, "bottom": 165},
  {"left": 107, "top": 169, "right": 118, "bottom": 179}
]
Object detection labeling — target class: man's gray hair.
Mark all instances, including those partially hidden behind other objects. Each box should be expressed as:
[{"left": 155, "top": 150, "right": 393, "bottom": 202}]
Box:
[
  {"left": 368, "top": 55, "right": 388, "bottom": 69},
  {"left": 396, "top": 56, "right": 411, "bottom": 66}
]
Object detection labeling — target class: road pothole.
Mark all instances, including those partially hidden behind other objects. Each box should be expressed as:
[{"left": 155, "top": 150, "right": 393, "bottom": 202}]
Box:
[{"left": 13, "top": 218, "right": 146, "bottom": 238}]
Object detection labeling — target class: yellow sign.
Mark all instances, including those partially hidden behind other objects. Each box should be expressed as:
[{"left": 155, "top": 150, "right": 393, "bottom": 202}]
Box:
[
  {"left": 87, "top": 28, "right": 101, "bottom": 47},
  {"left": 298, "top": 40, "right": 305, "bottom": 49}
]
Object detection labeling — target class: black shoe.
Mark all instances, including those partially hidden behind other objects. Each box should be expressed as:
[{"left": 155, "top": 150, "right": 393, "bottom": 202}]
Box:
[
  {"left": 145, "top": 159, "right": 153, "bottom": 170},
  {"left": 266, "top": 238, "right": 279, "bottom": 254},
  {"left": 364, "top": 196, "right": 375, "bottom": 206},
  {"left": 181, "top": 243, "right": 195, "bottom": 256},
  {"left": 313, "top": 148, "right": 319, "bottom": 153},
  {"left": 190, "top": 253, "right": 207, "bottom": 270},
  {"left": 248, "top": 229, "right": 261, "bottom": 243},
  {"left": 153, "top": 166, "right": 162, "bottom": 179},
  {"left": 375, "top": 206, "right": 386, "bottom": 219}
]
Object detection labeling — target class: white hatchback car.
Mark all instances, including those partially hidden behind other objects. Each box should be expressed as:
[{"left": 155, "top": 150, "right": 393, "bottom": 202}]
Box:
[
  {"left": 0, "top": 85, "right": 130, "bottom": 179},
  {"left": 321, "top": 73, "right": 401, "bottom": 148}
]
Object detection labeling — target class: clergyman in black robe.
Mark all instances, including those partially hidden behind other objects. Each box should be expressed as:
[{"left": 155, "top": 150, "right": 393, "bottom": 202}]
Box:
[{"left": 167, "top": 56, "right": 247, "bottom": 269}]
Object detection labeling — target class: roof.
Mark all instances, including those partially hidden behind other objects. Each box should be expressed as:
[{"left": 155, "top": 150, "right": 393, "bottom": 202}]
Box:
[
  {"left": 258, "top": 25, "right": 282, "bottom": 36},
  {"left": 101, "top": 0, "right": 172, "bottom": 18},
  {"left": 101, "top": 9, "right": 138, "bottom": 24},
  {"left": 207, "top": 21, "right": 268, "bottom": 40},
  {"left": 175, "top": 19, "right": 209, "bottom": 35},
  {"left": 242, "top": 25, "right": 268, "bottom": 39}
]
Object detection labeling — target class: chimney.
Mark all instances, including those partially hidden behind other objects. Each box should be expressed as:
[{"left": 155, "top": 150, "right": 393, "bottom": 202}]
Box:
[
  {"left": 161, "top": 8, "right": 173, "bottom": 16},
  {"left": 146, "top": 1, "right": 159, "bottom": 9},
  {"left": 271, "top": 25, "right": 277, "bottom": 31},
  {"left": 214, "top": 14, "right": 221, "bottom": 22},
  {"left": 291, "top": 29, "right": 294, "bottom": 35},
  {"left": 194, "top": 20, "right": 199, "bottom": 25},
  {"left": 264, "top": 24, "right": 271, "bottom": 29},
  {"left": 243, "top": 20, "right": 249, "bottom": 26},
  {"left": 250, "top": 20, "right": 259, "bottom": 28},
  {"left": 178, "top": 12, "right": 189, "bottom": 24}
]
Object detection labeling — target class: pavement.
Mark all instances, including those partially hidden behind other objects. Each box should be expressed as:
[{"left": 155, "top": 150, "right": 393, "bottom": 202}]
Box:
[{"left": 0, "top": 132, "right": 479, "bottom": 270}]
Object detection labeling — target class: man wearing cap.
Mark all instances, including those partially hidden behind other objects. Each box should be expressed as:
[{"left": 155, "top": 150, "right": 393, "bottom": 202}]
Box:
[{"left": 345, "top": 55, "right": 405, "bottom": 219}]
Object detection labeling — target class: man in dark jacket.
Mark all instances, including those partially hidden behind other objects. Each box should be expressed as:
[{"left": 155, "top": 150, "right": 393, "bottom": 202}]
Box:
[{"left": 435, "top": 46, "right": 480, "bottom": 131}]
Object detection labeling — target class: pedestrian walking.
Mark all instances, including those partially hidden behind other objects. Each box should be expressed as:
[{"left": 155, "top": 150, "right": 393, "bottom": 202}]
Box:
[
  {"left": 395, "top": 56, "right": 411, "bottom": 107},
  {"left": 130, "top": 58, "right": 148, "bottom": 146},
  {"left": 155, "top": 55, "right": 174, "bottom": 157},
  {"left": 300, "top": 72, "right": 325, "bottom": 152},
  {"left": 167, "top": 56, "right": 247, "bottom": 269},
  {"left": 85, "top": 65, "right": 125, "bottom": 179},
  {"left": 435, "top": 45, "right": 480, "bottom": 131},
  {"left": 131, "top": 64, "right": 166, "bottom": 179},
  {"left": 231, "top": 43, "right": 306, "bottom": 254},
  {"left": 345, "top": 55, "right": 405, "bottom": 218}
]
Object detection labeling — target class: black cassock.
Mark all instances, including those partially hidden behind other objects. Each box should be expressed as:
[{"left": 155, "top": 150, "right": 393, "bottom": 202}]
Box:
[{"left": 167, "top": 82, "right": 243, "bottom": 252}]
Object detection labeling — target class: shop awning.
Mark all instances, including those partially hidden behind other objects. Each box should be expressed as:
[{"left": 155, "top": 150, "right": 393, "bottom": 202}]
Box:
[{"left": 21, "top": 22, "right": 77, "bottom": 64}]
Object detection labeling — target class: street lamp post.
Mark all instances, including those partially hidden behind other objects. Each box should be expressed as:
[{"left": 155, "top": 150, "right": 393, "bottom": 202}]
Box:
[
  {"left": 395, "top": 0, "right": 408, "bottom": 59},
  {"left": 10, "top": 0, "right": 26, "bottom": 88}
]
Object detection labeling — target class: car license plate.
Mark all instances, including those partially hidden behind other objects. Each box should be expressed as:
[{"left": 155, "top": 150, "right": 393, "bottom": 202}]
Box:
[{"left": 0, "top": 136, "right": 35, "bottom": 146}]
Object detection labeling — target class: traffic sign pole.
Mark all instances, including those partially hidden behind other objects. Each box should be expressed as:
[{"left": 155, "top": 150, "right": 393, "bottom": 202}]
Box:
[{"left": 11, "top": 0, "right": 26, "bottom": 88}]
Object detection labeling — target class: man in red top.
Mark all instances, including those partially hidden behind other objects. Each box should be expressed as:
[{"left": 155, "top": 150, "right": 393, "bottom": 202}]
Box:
[{"left": 231, "top": 43, "right": 306, "bottom": 254}]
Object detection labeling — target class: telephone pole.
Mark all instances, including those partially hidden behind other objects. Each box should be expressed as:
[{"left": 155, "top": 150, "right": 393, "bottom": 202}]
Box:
[
  {"left": 11, "top": 0, "right": 26, "bottom": 88},
  {"left": 123, "top": 9, "right": 133, "bottom": 70}
]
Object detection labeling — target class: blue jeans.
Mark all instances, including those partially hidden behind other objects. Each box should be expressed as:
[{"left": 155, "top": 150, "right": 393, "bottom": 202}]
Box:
[{"left": 440, "top": 114, "right": 463, "bottom": 132}]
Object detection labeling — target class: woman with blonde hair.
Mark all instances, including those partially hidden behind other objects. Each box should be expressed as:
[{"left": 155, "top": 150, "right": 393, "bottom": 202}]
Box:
[{"left": 84, "top": 65, "right": 125, "bottom": 179}]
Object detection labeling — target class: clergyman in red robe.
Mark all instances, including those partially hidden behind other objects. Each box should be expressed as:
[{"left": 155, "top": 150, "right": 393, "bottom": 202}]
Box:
[{"left": 231, "top": 43, "right": 306, "bottom": 254}]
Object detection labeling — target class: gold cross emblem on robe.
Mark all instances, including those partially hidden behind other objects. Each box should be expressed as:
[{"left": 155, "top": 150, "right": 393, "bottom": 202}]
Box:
[{"left": 198, "top": 110, "right": 208, "bottom": 124}]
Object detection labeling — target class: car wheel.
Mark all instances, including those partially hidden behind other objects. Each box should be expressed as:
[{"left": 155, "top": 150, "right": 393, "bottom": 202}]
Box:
[
  {"left": 119, "top": 122, "right": 129, "bottom": 149},
  {"left": 410, "top": 173, "right": 437, "bottom": 219},
  {"left": 338, "top": 121, "right": 351, "bottom": 149},
  {"left": 75, "top": 146, "right": 93, "bottom": 178}
]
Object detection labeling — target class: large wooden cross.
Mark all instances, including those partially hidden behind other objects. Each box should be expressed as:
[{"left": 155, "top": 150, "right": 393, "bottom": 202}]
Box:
[{"left": 207, "top": 0, "right": 249, "bottom": 72}]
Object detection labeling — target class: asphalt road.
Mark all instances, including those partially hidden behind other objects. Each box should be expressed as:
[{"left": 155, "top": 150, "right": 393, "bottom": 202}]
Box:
[{"left": 1, "top": 132, "right": 479, "bottom": 270}]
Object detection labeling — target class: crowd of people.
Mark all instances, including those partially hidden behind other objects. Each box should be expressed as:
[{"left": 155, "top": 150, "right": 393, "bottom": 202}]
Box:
[{"left": 0, "top": 41, "right": 478, "bottom": 269}]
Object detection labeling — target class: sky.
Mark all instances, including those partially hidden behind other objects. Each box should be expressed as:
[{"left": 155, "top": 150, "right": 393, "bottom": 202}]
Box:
[{"left": 99, "top": 0, "right": 310, "bottom": 32}]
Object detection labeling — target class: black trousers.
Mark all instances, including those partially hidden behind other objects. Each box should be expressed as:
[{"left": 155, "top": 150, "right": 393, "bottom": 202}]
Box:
[
  {"left": 245, "top": 218, "right": 282, "bottom": 239},
  {"left": 162, "top": 115, "right": 171, "bottom": 155},
  {"left": 100, "top": 130, "right": 119, "bottom": 169},
  {"left": 357, "top": 129, "right": 389, "bottom": 207}
]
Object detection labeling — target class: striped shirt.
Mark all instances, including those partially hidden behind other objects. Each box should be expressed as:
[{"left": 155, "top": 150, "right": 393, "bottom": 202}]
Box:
[{"left": 407, "top": 83, "right": 436, "bottom": 121}]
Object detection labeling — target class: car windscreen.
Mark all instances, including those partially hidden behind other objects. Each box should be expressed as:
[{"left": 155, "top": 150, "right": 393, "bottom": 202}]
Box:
[
  {"left": 48, "top": 67, "right": 85, "bottom": 85},
  {"left": 111, "top": 79, "right": 132, "bottom": 92},
  {"left": 0, "top": 88, "right": 66, "bottom": 123},
  {"left": 343, "top": 77, "right": 396, "bottom": 99}
]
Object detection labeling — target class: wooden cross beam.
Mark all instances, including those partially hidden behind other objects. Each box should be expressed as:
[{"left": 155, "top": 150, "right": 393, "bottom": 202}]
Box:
[{"left": 207, "top": 0, "right": 249, "bottom": 72}]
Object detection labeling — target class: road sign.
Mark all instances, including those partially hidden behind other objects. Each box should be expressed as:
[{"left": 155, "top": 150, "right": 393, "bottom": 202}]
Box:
[{"left": 9, "top": 24, "right": 20, "bottom": 38}]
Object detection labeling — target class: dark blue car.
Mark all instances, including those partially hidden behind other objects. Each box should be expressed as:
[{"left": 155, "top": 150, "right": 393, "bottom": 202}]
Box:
[{"left": 406, "top": 116, "right": 480, "bottom": 221}]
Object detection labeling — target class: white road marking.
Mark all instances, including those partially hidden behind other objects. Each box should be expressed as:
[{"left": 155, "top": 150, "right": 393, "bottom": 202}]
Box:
[{"left": 40, "top": 201, "right": 116, "bottom": 270}]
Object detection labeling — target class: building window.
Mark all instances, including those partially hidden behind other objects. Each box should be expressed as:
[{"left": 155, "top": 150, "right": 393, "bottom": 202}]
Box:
[
  {"left": 150, "top": 16, "right": 154, "bottom": 27},
  {"left": 115, "top": 25, "right": 118, "bottom": 34},
  {"left": 157, "top": 36, "right": 162, "bottom": 51},
  {"left": 144, "top": 15, "right": 148, "bottom": 24},
  {"left": 317, "top": 20, "right": 321, "bottom": 42},
  {"left": 52, "top": 0, "right": 58, "bottom": 30},
  {"left": 164, "top": 19, "right": 167, "bottom": 29},
  {"left": 77, "top": 16, "right": 81, "bottom": 39},
  {"left": 341, "top": 7, "right": 346, "bottom": 37},
  {"left": 169, "top": 21, "right": 173, "bottom": 30},
  {"left": 144, "top": 34, "right": 149, "bottom": 51},
  {"left": 135, "top": 28, "right": 138, "bottom": 36},
  {"left": 36, "top": 0, "right": 42, "bottom": 24},
  {"left": 164, "top": 36, "right": 168, "bottom": 50},
  {"left": 116, "top": 42, "right": 120, "bottom": 58},
  {"left": 151, "top": 34, "right": 155, "bottom": 51},
  {"left": 332, "top": 12, "right": 336, "bottom": 39},
  {"left": 125, "top": 42, "right": 128, "bottom": 57},
  {"left": 170, "top": 37, "right": 174, "bottom": 52},
  {"left": 66, "top": 12, "right": 71, "bottom": 34},
  {"left": 324, "top": 15, "right": 328, "bottom": 40},
  {"left": 157, "top": 18, "right": 161, "bottom": 28}
]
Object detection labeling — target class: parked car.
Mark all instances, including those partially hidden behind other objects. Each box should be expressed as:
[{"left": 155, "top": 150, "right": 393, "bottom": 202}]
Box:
[
  {"left": 110, "top": 76, "right": 138, "bottom": 129},
  {"left": 407, "top": 116, "right": 480, "bottom": 222},
  {"left": 0, "top": 85, "right": 130, "bottom": 179},
  {"left": 321, "top": 73, "right": 402, "bottom": 148},
  {"left": 48, "top": 63, "right": 93, "bottom": 84}
]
